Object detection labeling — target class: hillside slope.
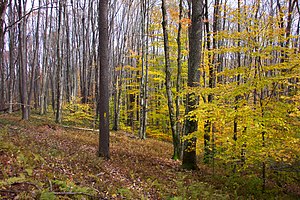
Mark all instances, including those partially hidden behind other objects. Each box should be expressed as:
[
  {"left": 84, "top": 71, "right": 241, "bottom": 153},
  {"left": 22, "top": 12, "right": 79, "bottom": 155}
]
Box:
[{"left": 0, "top": 113, "right": 229, "bottom": 199}]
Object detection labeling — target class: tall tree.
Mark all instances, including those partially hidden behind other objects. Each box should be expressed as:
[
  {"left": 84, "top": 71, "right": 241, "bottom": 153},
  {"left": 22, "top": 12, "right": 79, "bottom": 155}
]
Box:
[
  {"left": 8, "top": 1, "right": 16, "bottom": 113},
  {"left": 55, "top": 0, "right": 63, "bottom": 123},
  {"left": 0, "top": 0, "right": 7, "bottom": 111},
  {"left": 17, "top": 0, "right": 29, "bottom": 120},
  {"left": 182, "top": 0, "right": 204, "bottom": 170},
  {"left": 98, "top": 0, "right": 110, "bottom": 159},
  {"left": 161, "top": 0, "right": 179, "bottom": 160},
  {"left": 139, "top": 0, "right": 149, "bottom": 140},
  {"left": 40, "top": 0, "right": 53, "bottom": 115},
  {"left": 175, "top": 0, "right": 183, "bottom": 160},
  {"left": 27, "top": 0, "right": 41, "bottom": 116}
]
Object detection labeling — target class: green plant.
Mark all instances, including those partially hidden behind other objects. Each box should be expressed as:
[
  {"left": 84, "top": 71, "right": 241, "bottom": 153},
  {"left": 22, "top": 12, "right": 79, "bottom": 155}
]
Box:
[{"left": 117, "top": 187, "right": 133, "bottom": 199}]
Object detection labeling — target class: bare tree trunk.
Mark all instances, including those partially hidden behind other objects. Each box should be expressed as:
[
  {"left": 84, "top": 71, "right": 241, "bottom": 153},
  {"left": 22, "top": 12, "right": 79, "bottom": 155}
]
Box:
[
  {"left": 17, "top": 0, "right": 28, "bottom": 120},
  {"left": 98, "top": 0, "right": 110, "bottom": 159},
  {"left": 0, "top": 0, "right": 8, "bottom": 111},
  {"left": 139, "top": 0, "right": 149, "bottom": 140},
  {"left": 55, "top": 0, "right": 63, "bottom": 123},
  {"left": 8, "top": 2, "right": 15, "bottom": 113},
  {"left": 81, "top": 2, "right": 88, "bottom": 103}
]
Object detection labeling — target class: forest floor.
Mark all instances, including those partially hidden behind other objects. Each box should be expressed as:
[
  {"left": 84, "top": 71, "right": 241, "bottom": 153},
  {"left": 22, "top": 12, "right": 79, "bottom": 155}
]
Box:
[{"left": 0, "top": 112, "right": 299, "bottom": 199}]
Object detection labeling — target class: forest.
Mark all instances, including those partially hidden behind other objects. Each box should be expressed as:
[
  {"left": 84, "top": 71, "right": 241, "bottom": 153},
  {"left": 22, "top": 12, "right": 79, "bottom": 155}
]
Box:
[{"left": 0, "top": 0, "right": 299, "bottom": 199}]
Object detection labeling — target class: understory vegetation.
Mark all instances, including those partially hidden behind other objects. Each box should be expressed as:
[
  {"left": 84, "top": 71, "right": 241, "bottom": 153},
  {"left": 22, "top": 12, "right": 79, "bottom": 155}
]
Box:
[{"left": 0, "top": 112, "right": 299, "bottom": 199}]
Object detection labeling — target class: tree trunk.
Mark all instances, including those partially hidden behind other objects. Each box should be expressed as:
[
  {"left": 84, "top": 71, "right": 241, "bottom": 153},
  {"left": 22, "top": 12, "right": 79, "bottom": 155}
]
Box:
[
  {"left": 27, "top": 0, "right": 41, "bottom": 116},
  {"left": 17, "top": 0, "right": 28, "bottom": 120},
  {"left": 55, "top": 0, "right": 63, "bottom": 123},
  {"left": 161, "top": 0, "right": 180, "bottom": 160},
  {"left": 64, "top": 0, "right": 71, "bottom": 103},
  {"left": 98, "top": 0, "right": 110, "bottom": 159},
  {"left": 0, "top": 0, "right": 7, "bottom": 111},
  {"left": 182, "top": 0, "right": 203, "bottom": 170},
  {"left": 40, "top": 0, "right": 53, "bottom": 115},
  {"left": 8, "top": 2, "right": 15, "bottom": 113},
  {"left": 175, "top": 0, "right": 183, "bottom": 160},
  {"left": 139, "top": 0, "right": 149, "bottom": 140}
]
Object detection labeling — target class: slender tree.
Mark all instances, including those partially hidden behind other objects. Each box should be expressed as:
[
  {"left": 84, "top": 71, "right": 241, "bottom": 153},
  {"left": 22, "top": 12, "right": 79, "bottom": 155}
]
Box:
[
  {"left": 98, "top": 0, "right": 110, "bottom": 159},
  {"left": 0, "top": 0, "right": 7, "bottom": 111},
  {"left": 161, "top": 0, "right": 179, "bottom": 160},
  {"left": 8, "top": 1, "right": 15, "bottom": 113},
  {"left": 175, "top": 0, "right": 183, "bottom": 160},
  {"left": 139, "top": 0, "right": 149, "bottom": 140},
  {"left": 55, "top": 0, "right": 63, "bottom": 123},
  {"left": 17, "top": 0, "right": 29, "bottom": 120},
  {"left": 27, "top": 0, "right": 41, "bottom": 116}
]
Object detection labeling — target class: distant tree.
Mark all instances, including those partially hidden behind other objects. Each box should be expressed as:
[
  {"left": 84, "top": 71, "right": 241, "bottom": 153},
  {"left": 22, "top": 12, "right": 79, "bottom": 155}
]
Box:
[
  {"left": 55, "top": 0, "right": 63, "bottom": 123},
  {"left": 27, "top": 0, "right": 41, "bottom": 116},
  {"left": 98, "top": 0, "right": 110, "bottom": 159},
  {"left": 40, "top": 0, "right": 53, "bottom": 115},
  {"left": 0, "top": 0, "right": 7, "bottom": 112},
  {"left": 17, "top": 0, "right": 29, "bottom": 120},
  {"left": 139, "top": 0, "right": 149, "bottom": 140},
  {"left": 8, "top": 1, "right": 16, "bottom": 114},
  {"left": 182, "top": 0, "right": 204, "bottom": 170}
]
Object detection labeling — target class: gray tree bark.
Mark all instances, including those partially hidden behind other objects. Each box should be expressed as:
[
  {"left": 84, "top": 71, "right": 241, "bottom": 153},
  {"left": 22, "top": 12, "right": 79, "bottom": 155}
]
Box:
[{"left": 98, "top": 0, "right": 110, "bottom": 159}]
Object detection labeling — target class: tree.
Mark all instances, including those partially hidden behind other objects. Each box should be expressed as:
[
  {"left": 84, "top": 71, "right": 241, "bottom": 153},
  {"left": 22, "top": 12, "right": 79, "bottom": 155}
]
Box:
[
  {"left": 8, "top": 1, "right": 16, "bottom": 113},
  {"left": 175, "top": 0, "right": 184, "bottom": 160},
  {"left": 55, "top": 0, "right": 63, "bottom": 123},
  {"left": 139, "top": 0, "right": 149, "bottom": 140},
  {"left": 17, "top": 0, "right": 28, "bottom": 120},
  {"left": 27, "top": 0, "right": 42, "bottom": 116},
  {"left": 98, "top": 0, "right": 110, "bottom": 159},
  {"left": 0, "top": 0, "right": 7, "bottom": 111},
  {"left": 40, "top": 0, "right": 53, "bottom": 115},
  {"left": 161, "top": 0, "right": 180, "bottom": 160},
  {"left": 182, "top": 0, "right": 204, "bottom": 170}
]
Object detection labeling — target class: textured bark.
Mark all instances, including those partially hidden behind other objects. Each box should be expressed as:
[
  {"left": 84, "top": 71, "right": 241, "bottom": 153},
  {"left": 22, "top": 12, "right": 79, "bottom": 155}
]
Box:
[
  {"left": 98, "top": 0, "right": 110, "bottom": 159},
  {"left": 182, "top": 0, "right": 203, "bottom": 170}
]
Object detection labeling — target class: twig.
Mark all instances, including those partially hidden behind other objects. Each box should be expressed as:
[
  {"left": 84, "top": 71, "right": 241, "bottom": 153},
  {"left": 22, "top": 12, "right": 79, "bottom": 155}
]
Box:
[
  {"left": 0, "top": 189, "right": 17, "bottom": 193},
  {"left": 62, "top": 125, "right": 98, "bottom": 132},
  {"left": 48, "top": 179, "right": 53, "bottom": 192},
  {"left": 11, "top": 181, "right": 41, "bottom": 190}
]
